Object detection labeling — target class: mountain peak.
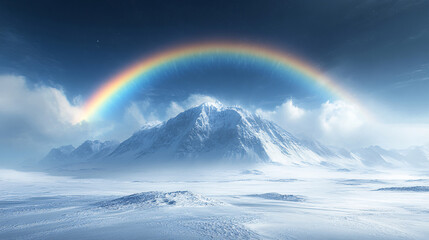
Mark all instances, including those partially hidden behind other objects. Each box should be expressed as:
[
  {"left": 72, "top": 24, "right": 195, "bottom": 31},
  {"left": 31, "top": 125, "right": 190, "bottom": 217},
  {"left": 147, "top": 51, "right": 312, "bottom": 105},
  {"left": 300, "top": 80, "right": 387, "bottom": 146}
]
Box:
[
  {"left": 193, "top": 101, "right": 252, "bottom": 120},
  {"left": 198, "top": 101, "right": 224, "bottom": 109},
  {"left": 108, "top": 101, "right": 335, "bottom": 166},
  {"left": 42, "top": 102, "right": 341, "bottom": 169}
]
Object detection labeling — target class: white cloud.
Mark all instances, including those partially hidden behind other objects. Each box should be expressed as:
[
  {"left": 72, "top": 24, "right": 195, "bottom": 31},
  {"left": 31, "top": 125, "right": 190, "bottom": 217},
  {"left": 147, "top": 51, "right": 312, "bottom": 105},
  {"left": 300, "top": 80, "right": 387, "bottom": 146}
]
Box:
[
  {"left": 258, "top": 99, "right": 371, "bottom": 147},
  {"left": 166, "top": 94, "right": 219, "bottom": 118},
  {"left": 285, "top": 100, "right": 305, "bottom": 119},
  {"left": 256, "top": 99, "right": 305, "bottom": 121},
  {"left": 319, "top": 100, "right": 363, "bottom": 133},
  {"left": 256, "top": 99, "right": 313, "bottom": 139},
  {"left": 0, "top": 75, "right": 90, "bottom": 163},
  {"left": 125, "top": 102, "right": 147, "bottom": 126},
  {"left": 257, "top": 98, "right": 429, "bottom": 149},
  {"left": 183, "top": 94, "right": 218, "bottom": 108},
  {"left": 166, "top": 101, "right": 185, "bottom": 119},
  {"left": 0, "top": 75, "right": 82, "bottom": 125}
]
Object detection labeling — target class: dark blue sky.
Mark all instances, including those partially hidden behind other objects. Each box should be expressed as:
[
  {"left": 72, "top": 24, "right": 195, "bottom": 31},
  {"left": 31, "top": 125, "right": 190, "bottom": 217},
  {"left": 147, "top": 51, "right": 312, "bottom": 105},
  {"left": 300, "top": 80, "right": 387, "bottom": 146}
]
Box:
[{"left": 1, "top": 0, "right": 429, "bottom": 120}]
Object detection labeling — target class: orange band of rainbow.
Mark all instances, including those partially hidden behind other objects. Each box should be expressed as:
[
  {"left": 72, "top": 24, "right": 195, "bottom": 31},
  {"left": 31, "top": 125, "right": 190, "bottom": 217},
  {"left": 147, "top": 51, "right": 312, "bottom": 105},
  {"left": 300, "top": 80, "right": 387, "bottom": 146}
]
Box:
[{"left": 79, "top": 41, "right": 369, "bottom": 122}]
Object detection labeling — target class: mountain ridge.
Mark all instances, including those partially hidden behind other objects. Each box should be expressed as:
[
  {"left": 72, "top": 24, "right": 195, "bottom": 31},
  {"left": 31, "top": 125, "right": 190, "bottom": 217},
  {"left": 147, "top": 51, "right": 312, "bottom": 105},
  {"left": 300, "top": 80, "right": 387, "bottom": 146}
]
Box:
[{"left": 40, "top": 102, "right": 429, "bottom": 170}]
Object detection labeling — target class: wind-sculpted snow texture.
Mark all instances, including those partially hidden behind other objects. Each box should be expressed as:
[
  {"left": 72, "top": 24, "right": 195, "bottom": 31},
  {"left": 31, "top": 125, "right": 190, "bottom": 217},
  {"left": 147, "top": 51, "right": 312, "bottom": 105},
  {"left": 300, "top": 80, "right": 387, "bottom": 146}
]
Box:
[
  {"left": 377, "top": 186, "right": 429, "bottom": 192},
  {"left": 247, "top": 192, "right": 305, "bottom": 202},
  {"left": 96, "top": 191, "right": 222, "bottom": 209},
  {"left": 2, "top": 167, "right": 429, "bottom": 239}
]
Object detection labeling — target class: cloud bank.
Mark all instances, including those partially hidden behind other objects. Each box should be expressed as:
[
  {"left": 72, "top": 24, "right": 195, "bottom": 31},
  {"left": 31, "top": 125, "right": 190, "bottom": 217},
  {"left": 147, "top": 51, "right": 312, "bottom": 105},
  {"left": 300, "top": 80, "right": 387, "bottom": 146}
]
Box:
[
  {"left": 256, "top": 99, "right": 429, "bottom": 149},
  {"left": 0, "top": 75, "right": 90, "bottom": 163}
]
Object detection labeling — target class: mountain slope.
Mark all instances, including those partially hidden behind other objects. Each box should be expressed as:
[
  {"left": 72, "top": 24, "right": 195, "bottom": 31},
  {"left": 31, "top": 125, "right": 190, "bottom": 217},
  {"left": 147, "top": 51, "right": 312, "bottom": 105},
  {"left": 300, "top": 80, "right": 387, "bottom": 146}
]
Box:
[
  {"left": 42, "top": 102, "right": 429, "bottom": 170},
  {"left": 107, "top": 102, "right": 337, "bottom": 166},
  {"left": 42, "top": 145, "right": 76, "bottom": 165},
  {"left": 350, "top": 145, "right": 429, "bottom": 168},
  {"left": 41, "top": 140, "right": 119, "bottom": 166}
]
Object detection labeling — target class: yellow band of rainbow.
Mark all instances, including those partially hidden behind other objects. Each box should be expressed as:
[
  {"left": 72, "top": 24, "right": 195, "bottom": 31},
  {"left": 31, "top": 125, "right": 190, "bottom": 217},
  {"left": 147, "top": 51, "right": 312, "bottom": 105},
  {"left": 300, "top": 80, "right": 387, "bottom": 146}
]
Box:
[{"left": 79, "top": 41, "right": 370, "bottom": 122}]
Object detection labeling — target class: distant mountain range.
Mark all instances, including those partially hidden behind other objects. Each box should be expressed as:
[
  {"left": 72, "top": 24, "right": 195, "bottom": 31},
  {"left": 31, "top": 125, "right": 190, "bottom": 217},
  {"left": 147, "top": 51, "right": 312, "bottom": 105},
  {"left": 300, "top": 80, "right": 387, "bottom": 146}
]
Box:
[{"left": 41, "top": 102, "right": 429, "bottom": 170}]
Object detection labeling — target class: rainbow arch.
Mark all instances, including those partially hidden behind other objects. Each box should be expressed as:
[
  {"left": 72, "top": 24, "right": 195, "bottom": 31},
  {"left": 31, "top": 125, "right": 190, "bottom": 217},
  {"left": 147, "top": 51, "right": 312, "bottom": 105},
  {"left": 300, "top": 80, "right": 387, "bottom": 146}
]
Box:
[{"left": 78, "top": 41, "right": 369, "bottom": 122}]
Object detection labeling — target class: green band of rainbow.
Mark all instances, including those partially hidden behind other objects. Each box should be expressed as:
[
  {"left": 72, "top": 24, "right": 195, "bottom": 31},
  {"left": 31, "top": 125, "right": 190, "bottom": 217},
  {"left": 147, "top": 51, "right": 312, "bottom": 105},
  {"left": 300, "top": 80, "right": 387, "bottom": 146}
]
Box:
[{"left": 79, "top": 41, "right": 369, "bottom": 122}]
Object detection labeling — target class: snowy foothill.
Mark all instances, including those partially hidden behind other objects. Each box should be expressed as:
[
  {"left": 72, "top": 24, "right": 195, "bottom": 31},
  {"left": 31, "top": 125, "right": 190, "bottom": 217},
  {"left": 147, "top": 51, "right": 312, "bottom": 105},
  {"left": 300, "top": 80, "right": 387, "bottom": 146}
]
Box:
[{"left": 95, "top": 191, "right": 223, "bottom": 209}]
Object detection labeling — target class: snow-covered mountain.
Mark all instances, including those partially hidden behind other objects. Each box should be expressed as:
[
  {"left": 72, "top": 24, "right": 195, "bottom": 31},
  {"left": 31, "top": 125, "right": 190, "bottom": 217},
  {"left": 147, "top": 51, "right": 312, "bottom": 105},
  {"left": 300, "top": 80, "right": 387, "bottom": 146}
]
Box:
[
  {"left": 41, "top": 102, "right": 429, "bottom": 169},
  {"left": 41, "top": 140, "right": 119, "bottom": 166},
  {"left": 400, "top": 145, "right": 429, "bottom": 167},
  {"left": 41, "top": 102, "right": 341, "bottom": 168},
  {"left": 107, "top": 102, "right": 342, "bottom": 166},
  {"left": 42, "top": 145, "right": 75, "bottom": 165},
  {"left": 351, "top": 145, "right": 429, "bottom": 168},
  {"left": 70, "top": 140, "right": 119, "bottom": 160}
]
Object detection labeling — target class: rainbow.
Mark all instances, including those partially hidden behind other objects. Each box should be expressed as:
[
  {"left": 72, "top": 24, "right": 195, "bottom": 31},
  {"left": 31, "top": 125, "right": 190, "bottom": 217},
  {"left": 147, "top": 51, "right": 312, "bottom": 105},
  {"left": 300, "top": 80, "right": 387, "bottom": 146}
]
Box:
[{"left": 79, "top": 41, "right": 369, "bottom": 122}]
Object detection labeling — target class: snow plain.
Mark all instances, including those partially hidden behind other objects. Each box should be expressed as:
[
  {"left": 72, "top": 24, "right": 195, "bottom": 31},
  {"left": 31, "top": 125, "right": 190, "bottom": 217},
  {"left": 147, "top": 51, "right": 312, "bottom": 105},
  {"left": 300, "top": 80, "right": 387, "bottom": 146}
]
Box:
[{"left": 1, "top": 166, "right": 429, "bottom": 240}]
